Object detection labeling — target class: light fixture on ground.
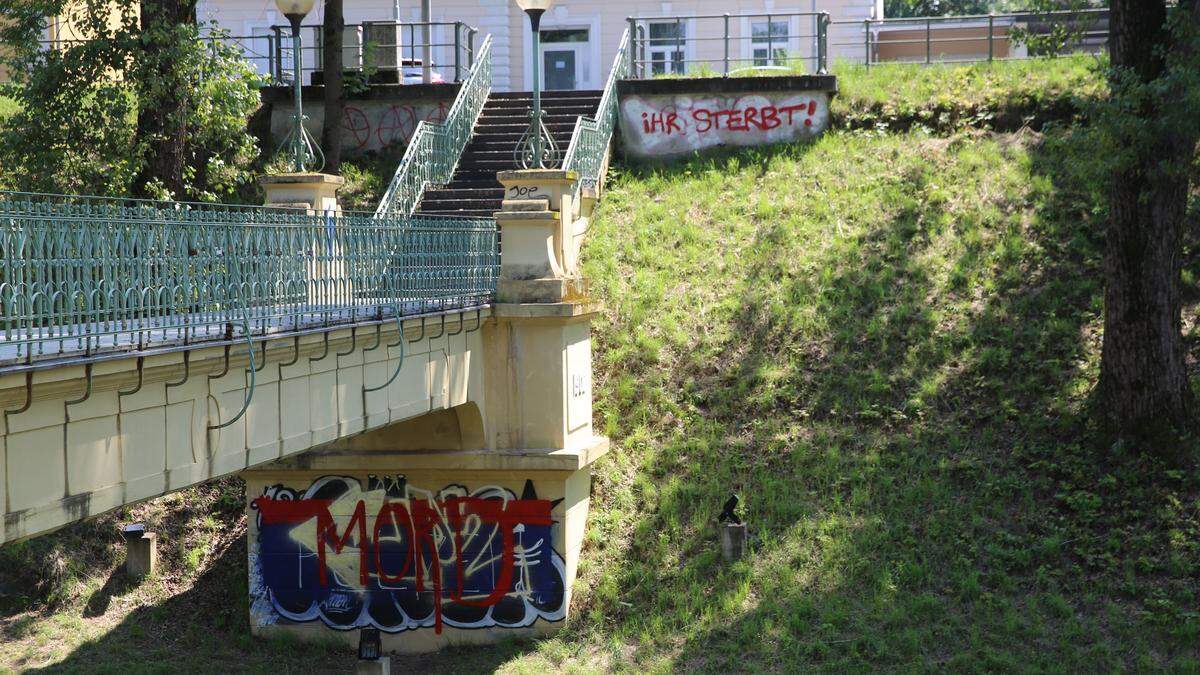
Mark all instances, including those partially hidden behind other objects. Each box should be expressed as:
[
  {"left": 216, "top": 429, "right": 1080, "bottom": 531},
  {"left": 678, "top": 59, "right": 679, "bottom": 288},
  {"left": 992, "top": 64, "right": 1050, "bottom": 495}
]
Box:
[
  {"left": 515, "top": 0, "right": 559, "bottom": 169},
  {"left": 275, "top": 0, "right": 323, "bottom": 172}
]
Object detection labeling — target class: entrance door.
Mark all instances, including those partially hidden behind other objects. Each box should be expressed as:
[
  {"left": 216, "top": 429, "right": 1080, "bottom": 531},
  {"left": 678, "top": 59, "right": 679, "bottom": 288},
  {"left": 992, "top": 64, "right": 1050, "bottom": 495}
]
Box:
[
  {"left": 539, "top": 27, "right": 589, "bottom": 90},
  {"left": 544, "top": 48, "right": 578, "bottom": 90}
]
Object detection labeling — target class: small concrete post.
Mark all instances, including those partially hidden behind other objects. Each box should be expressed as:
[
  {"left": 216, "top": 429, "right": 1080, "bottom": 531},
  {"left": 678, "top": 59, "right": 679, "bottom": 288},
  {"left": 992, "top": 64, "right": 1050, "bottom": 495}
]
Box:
[
  {"left": 355, "top": 658, "right": 390, "bottom": 675},
  {"left": 720, "top": 522, "right": 747, "bottom": 562},
  {"left": 123, "top": 525, "right": 157, "bottom": 579}
]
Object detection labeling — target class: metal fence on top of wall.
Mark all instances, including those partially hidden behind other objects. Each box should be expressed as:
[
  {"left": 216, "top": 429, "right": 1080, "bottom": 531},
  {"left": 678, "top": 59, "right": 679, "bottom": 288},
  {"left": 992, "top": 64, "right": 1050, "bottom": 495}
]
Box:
[
  {"left": 626, "top": 8, "right": 1109, "bottom": 77},
  {"left": 206, "top": 21, "right": 478, "bottom": 87},
  {"left": 831, "top": 8, "right": 1108, "bottom": 67}
]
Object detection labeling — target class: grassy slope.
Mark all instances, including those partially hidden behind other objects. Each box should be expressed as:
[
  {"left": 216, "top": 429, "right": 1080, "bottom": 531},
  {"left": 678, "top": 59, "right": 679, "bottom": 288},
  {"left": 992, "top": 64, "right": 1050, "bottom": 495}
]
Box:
[
  {"left": 4, "top": 59, "right": 1200, "bottom": 672},
  {"left": 487, "top": 127, "right": 1198, "bottom": 672}
]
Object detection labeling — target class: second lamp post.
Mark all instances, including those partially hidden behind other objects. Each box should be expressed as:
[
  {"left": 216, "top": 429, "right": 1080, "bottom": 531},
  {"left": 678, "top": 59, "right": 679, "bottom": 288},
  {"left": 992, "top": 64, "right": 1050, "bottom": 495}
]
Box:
[{"left": 516, "top": 0, "right": 558, "bottom": 169}]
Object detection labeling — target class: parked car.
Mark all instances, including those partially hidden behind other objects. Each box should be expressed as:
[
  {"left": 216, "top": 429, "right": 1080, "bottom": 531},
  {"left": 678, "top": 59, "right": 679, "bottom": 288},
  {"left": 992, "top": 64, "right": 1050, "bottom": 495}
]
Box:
[{"left": 400, "top": 59, "right": 445, "bottom": 84}]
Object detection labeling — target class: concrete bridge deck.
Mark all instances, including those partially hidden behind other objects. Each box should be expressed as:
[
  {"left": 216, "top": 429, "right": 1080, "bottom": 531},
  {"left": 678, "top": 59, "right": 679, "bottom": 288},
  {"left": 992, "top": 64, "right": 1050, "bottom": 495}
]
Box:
[{"left": 0, "top": 305, "right": 492, "bottom": 545}]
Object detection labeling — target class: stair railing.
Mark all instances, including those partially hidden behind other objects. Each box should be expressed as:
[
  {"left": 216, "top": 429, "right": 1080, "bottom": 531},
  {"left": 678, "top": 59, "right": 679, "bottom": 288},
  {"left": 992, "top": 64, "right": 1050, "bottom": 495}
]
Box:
[
  {"left": 562, "top": 27, "right": 630, "bottom": 191},
  {"left": 375, "top": 35, "right": 493, "bottom": 218}
]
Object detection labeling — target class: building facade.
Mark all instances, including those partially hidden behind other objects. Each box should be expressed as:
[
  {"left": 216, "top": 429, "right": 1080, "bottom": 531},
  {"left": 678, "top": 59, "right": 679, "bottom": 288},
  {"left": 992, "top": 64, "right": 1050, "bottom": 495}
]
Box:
[{"left": 197, "top": 0, "right": 882, "bottom": 91}]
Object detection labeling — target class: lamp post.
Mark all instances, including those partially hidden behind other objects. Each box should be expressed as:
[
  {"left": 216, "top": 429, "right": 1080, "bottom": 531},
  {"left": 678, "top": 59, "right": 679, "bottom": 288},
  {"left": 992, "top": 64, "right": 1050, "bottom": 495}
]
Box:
[
  {"left": 515, "top": 0, "right": 557, "bottom": 169},
  {"left": 275, "top": 0, "right": 317, "bottom": 172}
]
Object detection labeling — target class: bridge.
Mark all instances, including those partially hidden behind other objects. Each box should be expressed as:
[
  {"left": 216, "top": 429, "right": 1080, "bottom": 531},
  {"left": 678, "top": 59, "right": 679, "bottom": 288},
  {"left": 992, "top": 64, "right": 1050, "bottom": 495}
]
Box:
[
  {"left": 0, "top": 30, "right": 628, "bottom": 652},
  {"left": 0, "top": 21, "right": 838, "bottom": 651}
]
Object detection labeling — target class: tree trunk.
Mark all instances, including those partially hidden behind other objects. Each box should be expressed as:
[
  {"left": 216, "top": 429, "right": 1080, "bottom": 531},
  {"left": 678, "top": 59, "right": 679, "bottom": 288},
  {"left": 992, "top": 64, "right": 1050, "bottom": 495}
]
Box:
[
  {"left": 132, "top": 0, "right": 197, "bottom": 199},
  {"left": 321, "top": 0, "right": 344, "bottom": 174},
  {"left": 1098, "top": 0, "right": 1198, "bottom": 445}
]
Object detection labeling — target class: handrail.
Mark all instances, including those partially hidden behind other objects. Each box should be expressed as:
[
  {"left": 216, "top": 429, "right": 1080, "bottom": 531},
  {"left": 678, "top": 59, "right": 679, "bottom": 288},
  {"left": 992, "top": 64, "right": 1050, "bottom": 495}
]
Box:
[
  {"left": 0, "top": 191, "right": 498, "bottom": 365},
  {"left": 375, "top": 34, "right": 493, "bottom": 218},
  {"left": 562, "top": 28, "right": 630, "bottom": 191}
]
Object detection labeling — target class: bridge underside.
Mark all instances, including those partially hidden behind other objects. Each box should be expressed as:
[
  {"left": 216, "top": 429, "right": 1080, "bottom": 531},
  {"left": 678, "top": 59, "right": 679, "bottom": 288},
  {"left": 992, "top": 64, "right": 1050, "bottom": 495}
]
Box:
[{"left": 0, "top": 308, "right": 487, "bottom": 545}]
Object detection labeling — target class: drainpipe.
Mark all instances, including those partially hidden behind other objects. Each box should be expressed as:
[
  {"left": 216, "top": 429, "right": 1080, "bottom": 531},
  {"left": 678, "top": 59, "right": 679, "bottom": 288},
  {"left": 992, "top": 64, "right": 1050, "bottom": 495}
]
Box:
[
  {"left": 422, "top": 0, "right": 432, "bottom": 84},
  {"left": 811, "top": 0, "right": 817, "bottom": 70}
]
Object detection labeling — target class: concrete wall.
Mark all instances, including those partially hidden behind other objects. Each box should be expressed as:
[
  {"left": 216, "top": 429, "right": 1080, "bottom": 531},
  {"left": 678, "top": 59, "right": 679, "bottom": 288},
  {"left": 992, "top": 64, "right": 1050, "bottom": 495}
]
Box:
[
  {"left": 617, "top": 75, "right": 835, "bottom": 159},
  {"left": 0, "top": 315, "right": 485, "bottom": 545},
  {"left": 264, "top": 83, "right": 460, "bottom": 156},
  {"left": 243, "top": 445, "right": 600, "bottom": 652}
]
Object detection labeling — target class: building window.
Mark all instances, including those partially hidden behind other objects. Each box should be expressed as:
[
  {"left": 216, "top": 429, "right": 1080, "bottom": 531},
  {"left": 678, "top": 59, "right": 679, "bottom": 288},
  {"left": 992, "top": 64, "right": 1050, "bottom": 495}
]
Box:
[
  {"left": 648, "top": 21, "right": 686, "bottom": 75},
  {"left": 751, "top": 20, "right": 789, "bottom": 67},
  {"left": 541, "top": 28, "right": 589, "bottom": 43}
]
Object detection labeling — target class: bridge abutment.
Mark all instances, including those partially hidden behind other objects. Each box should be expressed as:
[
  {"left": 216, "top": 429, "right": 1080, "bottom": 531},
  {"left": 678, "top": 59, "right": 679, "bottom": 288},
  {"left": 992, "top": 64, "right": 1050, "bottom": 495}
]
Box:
[{"left": 239, "top": 169, "right": 609, "bottom": 652}]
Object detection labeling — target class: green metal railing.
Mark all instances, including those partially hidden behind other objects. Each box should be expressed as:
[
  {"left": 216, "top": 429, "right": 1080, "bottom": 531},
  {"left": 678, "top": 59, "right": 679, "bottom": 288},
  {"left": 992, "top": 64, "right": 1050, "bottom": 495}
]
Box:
[
  {"left": 563, "top": 28, "right": 631, "bottom": 190},
  {"left": 376, "top": 35, "right": 493, "bottom": 218},
  {"left": 0, "top": 191, "right": 498, "bottom": 364}
]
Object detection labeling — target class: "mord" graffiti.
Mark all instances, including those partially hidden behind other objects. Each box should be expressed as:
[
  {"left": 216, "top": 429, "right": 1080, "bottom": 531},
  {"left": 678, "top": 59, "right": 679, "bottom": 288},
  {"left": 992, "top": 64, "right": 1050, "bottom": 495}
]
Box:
[{"left": 248, "top": 475, "right": 566, "bottom": 634}]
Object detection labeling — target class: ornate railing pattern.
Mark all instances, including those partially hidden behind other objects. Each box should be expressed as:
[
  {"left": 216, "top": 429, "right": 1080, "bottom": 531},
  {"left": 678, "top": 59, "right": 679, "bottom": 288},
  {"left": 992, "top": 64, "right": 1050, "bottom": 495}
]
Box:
[
  {"left": 376, "top": 35, "right": 493, "bottom": 218},
  {"left": 0, "top": 192, "right": 498, "bottom": 364},
  {"left": 562, "top": 29, "right": 630, "bottom": 190}
]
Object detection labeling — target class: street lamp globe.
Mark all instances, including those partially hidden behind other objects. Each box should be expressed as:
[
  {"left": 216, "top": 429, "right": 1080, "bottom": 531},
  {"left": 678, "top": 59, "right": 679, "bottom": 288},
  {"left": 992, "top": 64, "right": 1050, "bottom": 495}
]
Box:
[
  {"left": 514, "top": 0, "right": 554, "bottom": 13},
  {"left": 274, "top": 0, "right": 315, "bottom": 22}
]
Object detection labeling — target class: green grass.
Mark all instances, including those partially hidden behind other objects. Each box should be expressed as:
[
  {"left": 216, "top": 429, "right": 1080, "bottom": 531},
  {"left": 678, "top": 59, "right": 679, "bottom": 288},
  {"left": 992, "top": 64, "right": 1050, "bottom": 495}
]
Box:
[
  {"left": 481, "top": 127, "right": 1197, "bottom": 671},
  {"left": 832, "top": 55, "right": 1106, "bottom": 131},
  {"left": 2, "top": 58, "right": 1198, "bottom": 672}
]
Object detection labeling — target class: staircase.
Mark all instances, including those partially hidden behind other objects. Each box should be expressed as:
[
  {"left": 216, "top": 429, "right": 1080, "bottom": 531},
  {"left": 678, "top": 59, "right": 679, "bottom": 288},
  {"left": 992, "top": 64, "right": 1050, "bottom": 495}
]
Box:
[{"left": 415, "top": 90, "right": 604, "bottom": 217}]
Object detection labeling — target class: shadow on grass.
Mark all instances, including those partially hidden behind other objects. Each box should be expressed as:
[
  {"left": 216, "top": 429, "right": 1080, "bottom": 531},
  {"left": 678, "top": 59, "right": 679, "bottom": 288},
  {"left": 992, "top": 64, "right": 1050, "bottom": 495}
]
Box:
[
  {"left": 584, "top": 127, "right": 1199, "bottom": 670},
  {"left": 26, "top": 526, "right": 542, "bottom": 674}
]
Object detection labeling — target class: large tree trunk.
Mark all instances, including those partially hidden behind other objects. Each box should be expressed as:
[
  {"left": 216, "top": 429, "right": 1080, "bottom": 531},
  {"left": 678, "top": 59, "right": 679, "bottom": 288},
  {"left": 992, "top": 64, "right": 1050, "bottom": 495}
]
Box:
[
  {"left": 132, "top": 0, "right": 197, "bottom": 198},
  {"left": 321, "top": 0, "right": 344, "bottom": 174},
  {"left": 1098, "top": 0, "right": 1198, "bottom": 445}
]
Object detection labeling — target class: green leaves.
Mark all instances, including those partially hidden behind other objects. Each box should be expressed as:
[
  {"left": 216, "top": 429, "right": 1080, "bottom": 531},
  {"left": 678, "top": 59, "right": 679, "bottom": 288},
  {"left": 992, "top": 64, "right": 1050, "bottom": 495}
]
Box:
[{"left": 0, "top": 2, "right": 263, "bottom": 200}]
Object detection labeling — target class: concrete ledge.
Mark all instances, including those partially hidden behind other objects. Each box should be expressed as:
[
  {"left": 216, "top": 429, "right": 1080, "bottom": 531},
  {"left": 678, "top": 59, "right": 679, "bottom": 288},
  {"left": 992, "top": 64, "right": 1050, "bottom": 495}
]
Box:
[
  {"left": 497, "top": 169, "right": 579, "bottom": 184},
  {"left": 261, "top": 82, "right": 461, "bottom": 104},
  {"left": 255, "top": 435, "right": 610, "bottom": 472},
  {"left": 618, "top": 74, "right": 838, "bottom": 95},
  {"left": 257, "top": 173, "right": 346, "bottom": 187},
  {"left": 500, "top": 199, "right": 551, "bottom": 212},
  {"left": 495, "top": 209, "right": 559, "bottom": 223},
  {"left": 492, "top": 300, "right": 603, "bottom": 319},
  {"left": 498, "top": 276, "right": 590, "bottom": 304}
]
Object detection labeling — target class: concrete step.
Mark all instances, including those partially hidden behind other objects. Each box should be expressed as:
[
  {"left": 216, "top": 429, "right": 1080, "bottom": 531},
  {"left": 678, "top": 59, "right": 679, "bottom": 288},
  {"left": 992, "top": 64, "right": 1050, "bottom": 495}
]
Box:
[{"left": 419, "top": 198, "right": 504, "bottom": 212}]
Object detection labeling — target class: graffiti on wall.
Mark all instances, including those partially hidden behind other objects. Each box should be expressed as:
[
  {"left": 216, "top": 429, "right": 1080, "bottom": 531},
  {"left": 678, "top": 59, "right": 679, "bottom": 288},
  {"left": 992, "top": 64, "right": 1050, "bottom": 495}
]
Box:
[
  {"left": 619, "top": 91, "right": 831, "bottom": 159},
  {"left": 248, "top": 475, "right": 566, "bottom": 634},
  {"left": 273, "top": 101, "right": 450, "bottom": 154},
  {"left": 341, "top": 102, "right": 448, "bottom": 151}
]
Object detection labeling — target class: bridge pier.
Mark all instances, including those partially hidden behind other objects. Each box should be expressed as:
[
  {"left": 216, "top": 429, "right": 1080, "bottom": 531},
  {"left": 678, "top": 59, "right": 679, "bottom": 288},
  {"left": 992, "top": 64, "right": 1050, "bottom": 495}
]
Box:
[{"left": 240, "top": 168, "right": 609, "bottom": 652}]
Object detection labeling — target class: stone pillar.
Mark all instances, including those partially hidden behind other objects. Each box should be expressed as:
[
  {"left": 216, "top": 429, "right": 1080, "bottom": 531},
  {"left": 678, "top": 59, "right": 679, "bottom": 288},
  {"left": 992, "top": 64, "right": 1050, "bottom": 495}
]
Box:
[{"left": 258, "top": 172, "right": 345, "bottom": 213}]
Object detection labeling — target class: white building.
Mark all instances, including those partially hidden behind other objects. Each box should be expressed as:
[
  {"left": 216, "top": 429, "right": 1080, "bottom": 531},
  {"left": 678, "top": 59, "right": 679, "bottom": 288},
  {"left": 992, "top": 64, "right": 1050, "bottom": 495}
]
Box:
[{"left": 197, "top": 0, "right": 882, "bottom": 91}]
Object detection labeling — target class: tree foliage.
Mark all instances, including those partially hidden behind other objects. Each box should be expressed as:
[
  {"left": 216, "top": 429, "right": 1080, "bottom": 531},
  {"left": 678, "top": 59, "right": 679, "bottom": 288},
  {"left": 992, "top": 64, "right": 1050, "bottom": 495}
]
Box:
[
  {"left": 0, "top": 0, "right": 262, "bottom": 200},
  {"left": 883, "top": 0, "right": 995, "bottom": 18}
]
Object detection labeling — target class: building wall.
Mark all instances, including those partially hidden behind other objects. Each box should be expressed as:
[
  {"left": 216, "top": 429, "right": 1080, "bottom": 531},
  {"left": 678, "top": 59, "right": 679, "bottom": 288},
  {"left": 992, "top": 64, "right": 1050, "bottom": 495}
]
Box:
[
  {"left": 0, "top": 2, "right": 132, "bottom": 84},
  {"left": 199, "top": 0, "right": 881, "bottom": 91}
]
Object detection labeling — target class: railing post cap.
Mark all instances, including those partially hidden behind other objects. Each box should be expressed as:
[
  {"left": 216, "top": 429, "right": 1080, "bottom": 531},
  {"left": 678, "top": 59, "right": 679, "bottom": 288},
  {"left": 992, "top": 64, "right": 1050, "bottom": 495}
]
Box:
[{"left": 257, "top": 172, "right": 346, "bottom": 186}]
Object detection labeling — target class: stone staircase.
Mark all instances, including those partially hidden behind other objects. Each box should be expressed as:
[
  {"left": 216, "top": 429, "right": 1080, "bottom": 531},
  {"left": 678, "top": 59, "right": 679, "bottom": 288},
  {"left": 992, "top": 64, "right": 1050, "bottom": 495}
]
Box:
[{"left": 415, "top": 90, "right": 604, "bottom": 217}]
